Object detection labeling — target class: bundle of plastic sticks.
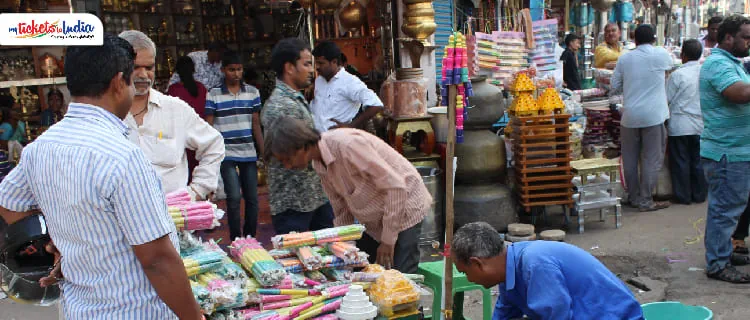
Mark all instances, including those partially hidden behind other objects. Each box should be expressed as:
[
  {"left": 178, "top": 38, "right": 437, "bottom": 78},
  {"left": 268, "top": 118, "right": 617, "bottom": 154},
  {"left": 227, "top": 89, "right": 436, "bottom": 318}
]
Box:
[
  {"left": 166, "top": 188, "right": 192, "bottom": 206},
  {"left": 277, "top": 258, "right": 304, "bottom": 274},
  {"left": 326, "top": 242, "right": 361, "bottom": 264},
  {"left": 295, "top": 246, "right": 323, "bottom": 271},
  {"left": 183, "top": 250, "right": 225, "bottom": 277},
  {"left": 271, "top": 225, "right": 366, "bottom": 250},
  {"left": 197, "top": 272, "right": 247, "bottom": 309},
  {"left": 321, "top": 253, "right": 369, "bottom": 269},
  {"left": 169, "top": 201, "right": 221, "bottom": 231},
  {"left": 231, "top": 236, "right": 287, "bottom": 286}
]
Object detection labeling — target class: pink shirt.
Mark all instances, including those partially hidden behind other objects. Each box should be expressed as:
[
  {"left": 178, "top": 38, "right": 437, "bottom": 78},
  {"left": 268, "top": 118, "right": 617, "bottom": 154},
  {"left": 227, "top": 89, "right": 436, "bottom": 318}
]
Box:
[
  {"left": 167, "top": 81, "right": 208, "bottom": 119},
  {"left": 312, "top": 129, "right": 430, "bottom": 245}
]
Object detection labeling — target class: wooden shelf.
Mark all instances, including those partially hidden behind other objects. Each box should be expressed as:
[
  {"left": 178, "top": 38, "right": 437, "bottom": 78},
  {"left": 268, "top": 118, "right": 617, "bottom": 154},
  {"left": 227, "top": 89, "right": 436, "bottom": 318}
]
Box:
[{"left": 0, "top": 77, "right": 66, "bottom": 89}]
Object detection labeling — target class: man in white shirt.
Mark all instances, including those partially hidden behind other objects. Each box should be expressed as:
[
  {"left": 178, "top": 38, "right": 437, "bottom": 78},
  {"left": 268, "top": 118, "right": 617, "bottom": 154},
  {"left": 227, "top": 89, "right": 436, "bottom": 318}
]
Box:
[
  {"left": 666, "top": 39, "right": 707, "bottom": 205},
  {"left": 611, "top": 24, "right": 674, "bottom": 212},
  {"left": 701, "top": 16, "right": 723, "bottom": 57},
  {"left": 119, "top": 31, "right": 225, "bottom": 200},
  {"left": 168, "top": 42, "right": 227, "bottom": 90},
  {"left": 310, "top": 41, "right": 383, "bottom": 133}
]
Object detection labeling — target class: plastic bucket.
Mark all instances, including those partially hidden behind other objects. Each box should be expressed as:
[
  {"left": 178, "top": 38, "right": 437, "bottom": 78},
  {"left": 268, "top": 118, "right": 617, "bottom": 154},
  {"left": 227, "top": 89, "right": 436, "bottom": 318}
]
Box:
[{"left": 641, "top": 302, "right": 713, "bottom": 320}]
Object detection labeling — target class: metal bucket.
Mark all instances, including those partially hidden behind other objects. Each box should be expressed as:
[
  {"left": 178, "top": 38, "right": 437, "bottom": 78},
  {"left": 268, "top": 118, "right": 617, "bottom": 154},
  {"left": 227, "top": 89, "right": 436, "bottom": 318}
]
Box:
[{"left": 416, "top": 166, "right": 444, "bottom": 262}]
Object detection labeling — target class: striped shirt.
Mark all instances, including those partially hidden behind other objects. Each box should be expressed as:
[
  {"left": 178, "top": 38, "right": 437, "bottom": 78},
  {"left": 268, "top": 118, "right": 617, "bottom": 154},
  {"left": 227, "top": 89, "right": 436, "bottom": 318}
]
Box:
[
  {"left": 0, "top": 103, "right": 179, "bottom": 319},
  {"left": 700, "top": 48, "right": 750, "bottom": 162},
  {"left": 205, "top": 83, "right": 261, "bottom": 162},
  {"left": 312, "top": 129, "right": 430, "bottom": 245}
]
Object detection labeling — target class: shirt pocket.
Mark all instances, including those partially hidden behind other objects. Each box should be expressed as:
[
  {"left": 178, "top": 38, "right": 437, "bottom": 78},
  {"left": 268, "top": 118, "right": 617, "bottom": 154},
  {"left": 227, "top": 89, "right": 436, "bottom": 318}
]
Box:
[{"left": 139, "top": 135, "right": 181, "bottom": 168}]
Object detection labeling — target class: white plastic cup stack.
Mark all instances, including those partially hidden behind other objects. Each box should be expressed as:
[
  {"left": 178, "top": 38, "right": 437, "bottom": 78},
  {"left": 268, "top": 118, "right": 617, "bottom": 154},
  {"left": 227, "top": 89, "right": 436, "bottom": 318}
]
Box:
[{"left": 335, "top": 284, "right": 378, "bottom": 320}]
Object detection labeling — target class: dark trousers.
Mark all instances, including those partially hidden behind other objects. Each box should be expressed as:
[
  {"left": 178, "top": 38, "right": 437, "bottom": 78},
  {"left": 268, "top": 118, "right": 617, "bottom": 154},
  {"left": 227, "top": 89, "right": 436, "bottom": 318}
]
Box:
[
  {"left": 733, "top": 196, "right": 750, "bottom": 241},
  {"left": 221, "top": 160, "right": 259, "bottom": 240},
  {"left": 668, "top": 135, "right": 707, "bottom": 204},
  {"left": 357, "top": 222, "right": 422, "bottom": 274},
  {"left": 271, "top": 202, "right": 334, "bottom": 235}
]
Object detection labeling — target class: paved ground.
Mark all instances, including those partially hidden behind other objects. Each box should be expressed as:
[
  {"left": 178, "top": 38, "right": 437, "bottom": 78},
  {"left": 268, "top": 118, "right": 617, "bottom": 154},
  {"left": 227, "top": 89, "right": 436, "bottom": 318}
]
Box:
[{"left": 3, "top": 201, "right": 749, "bottom": 319}]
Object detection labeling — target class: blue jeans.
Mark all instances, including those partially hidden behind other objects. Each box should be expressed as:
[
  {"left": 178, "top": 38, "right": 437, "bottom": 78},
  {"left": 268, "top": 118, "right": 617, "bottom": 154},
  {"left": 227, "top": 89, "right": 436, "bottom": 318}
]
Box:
[
  {"left": 703, "top": 156, "right": 750, "bottom": 273},
  {"left": 271, "top": 202, "right": 334, "bottom": 235},
  {"left": 221, "top": 160, "right": 258, "bottom": 240}
]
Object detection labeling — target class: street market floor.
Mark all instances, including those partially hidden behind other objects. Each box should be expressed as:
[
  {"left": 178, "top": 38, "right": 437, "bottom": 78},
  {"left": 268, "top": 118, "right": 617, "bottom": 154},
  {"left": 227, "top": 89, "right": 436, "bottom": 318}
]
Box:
[{"left": 4, "top": 201, "right": 750, "bottom": 319}]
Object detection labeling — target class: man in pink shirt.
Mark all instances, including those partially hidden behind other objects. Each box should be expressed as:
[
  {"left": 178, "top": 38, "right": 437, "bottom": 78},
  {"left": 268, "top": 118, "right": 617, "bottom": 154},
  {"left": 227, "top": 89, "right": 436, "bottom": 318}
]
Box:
[{"left": 264, "top": 116, "right": 430, "bottom": 273}]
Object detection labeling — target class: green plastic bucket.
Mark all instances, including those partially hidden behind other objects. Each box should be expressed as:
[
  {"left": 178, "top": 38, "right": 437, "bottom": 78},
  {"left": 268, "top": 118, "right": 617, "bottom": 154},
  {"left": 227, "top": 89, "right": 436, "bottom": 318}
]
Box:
[{"left": 641, "top": 302, "right": 713, "bottom": 320}]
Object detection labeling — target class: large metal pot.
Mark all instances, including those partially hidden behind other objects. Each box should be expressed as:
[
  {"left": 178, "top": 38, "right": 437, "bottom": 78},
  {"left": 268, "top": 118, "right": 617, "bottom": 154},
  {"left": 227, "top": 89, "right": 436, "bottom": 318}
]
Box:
[
  {"left": 454, "top": 184, "right": 517, "bottom": 231},
  {"left": 455, "top": 130, "right": 507, "bottom": 184},
  {"left": 416, "top": 166, "right": 444, "bottom": 262},
  {"left": 316, "top": 0, "right": 341, "bottom": 11},
  {"left": 339, "top": 1, "right": 366, "bottom": 30},
  {"left": 466, "top": 76, "right": 505, "bottom": 130}
]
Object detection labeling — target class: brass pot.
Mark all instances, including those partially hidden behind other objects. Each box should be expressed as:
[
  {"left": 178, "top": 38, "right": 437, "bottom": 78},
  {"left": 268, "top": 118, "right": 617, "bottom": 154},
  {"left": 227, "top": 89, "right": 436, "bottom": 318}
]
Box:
[
  {"left": 316, "top": 0, "right": 341, "bottom": 10},
  {"left": 404, "top": 8, "right": 435, "bottom": 17},
  {"left": 339, "top": 1, "right": 366, "bottom": 30},
  {"left": 405, "top": 2, "right": 433, "bottom": 10},
  {"left": 401, "top": 21, "right": 437, "bottom": 40},
  {"left": 405, "top": 16, "right": 435, "bottom": 24},
  {"left": 403, "top": 0, "right": 433, "bottom": 4}
]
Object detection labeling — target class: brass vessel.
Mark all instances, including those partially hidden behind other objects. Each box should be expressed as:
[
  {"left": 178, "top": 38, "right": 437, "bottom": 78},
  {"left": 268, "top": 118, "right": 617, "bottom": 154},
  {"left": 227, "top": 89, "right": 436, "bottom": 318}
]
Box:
[
  {"left": 339, "top": 1, "right": 366, "bottom": 31},
  {"left": 401, "top": 21, "right": 437, "bottom": 40},
  {"left": 400, "top": 0, "right": 436, "bottom": 42},
  {"left": 316, "top": 0, "right": 341, "bottom": 11}
]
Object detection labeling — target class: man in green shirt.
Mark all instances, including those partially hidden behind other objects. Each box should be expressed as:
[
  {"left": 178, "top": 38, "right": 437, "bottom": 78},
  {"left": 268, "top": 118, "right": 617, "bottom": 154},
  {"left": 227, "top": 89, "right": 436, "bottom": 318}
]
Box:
[{"left": 699, "top": 15, "right": 750, "bottom": 283}]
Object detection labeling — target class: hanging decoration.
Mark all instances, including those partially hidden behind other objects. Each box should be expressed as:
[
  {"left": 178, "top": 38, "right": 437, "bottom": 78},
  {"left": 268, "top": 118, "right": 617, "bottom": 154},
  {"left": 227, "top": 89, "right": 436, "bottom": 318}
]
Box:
[{"left": 440, "top": 32, "right": 473, "bottom": 143}]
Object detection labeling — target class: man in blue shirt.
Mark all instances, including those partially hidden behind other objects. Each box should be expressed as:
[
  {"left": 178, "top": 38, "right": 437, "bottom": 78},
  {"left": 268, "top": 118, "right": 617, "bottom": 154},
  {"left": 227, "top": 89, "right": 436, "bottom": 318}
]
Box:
[
  {"left": 699, "top": 15, "right": 750, "bottom": 283},
  {"left": 453, "top": 222, "right": 643, "bottom": 320}
]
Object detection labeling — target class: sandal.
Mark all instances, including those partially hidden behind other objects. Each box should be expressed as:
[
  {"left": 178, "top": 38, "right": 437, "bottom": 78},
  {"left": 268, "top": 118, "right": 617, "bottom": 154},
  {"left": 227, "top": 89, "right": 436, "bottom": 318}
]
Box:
[
  {"left": 731, "top": 253, "right": 750, "bottom": 266},
  {"left": 639, "top": 201, "right": 671, "bottom": 212},
  {"left": 733, "top": 239, "right": 749, "bottom": 254},
  {"left": 707, "top": 265, "right": 750, "bottom": 283}
]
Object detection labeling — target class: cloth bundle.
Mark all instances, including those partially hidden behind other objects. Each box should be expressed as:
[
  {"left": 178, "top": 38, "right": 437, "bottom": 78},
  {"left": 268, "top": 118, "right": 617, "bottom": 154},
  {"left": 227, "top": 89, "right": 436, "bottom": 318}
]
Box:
[
  {"left": 231, "top": 236, "right": 287, "bottom": 287},
  {"left": 271, "top": 225, "right": 366, "bottom": 250}
]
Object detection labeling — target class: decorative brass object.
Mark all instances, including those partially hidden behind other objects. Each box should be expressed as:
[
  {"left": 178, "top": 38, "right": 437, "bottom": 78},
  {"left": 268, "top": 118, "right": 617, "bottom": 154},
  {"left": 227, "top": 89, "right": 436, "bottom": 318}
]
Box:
[
  {"left": 405, "top": 8, "right": 435, "bottom": 17},
  {"left": 316, "top": 0, "right": 341, "bottom": 11},
  {"left": 400, "top": 0, "right": 436, "bottom": 43},
  {"left": 339, "top": 1, "right": 366, "bottom": 31},
  {"left": 39, "top": 53, "right": 59, "bottom": 78},
  {"left": 401, "top": 21, "right": 437, "bottom": 40}
]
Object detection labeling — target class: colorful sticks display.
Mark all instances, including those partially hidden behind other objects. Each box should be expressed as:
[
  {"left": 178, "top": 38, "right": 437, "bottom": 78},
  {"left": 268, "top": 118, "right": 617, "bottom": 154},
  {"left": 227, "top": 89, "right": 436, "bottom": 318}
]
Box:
[
  {"left": 170, "top": 201, "right": 221, "bottom": 231},
  {"left": 327, "top": 242, "right": 361, "bottom": 264},
  {"left": 166, "top": 188, "right": 192, "bottom": 206},
  {"left": 271, "top": 225, "right": 366, "bottom": 249},
  {"left": 296, "top": 246, "right": 323, "bottom": 270},
  {"left": 183, "top": 250, "right": 225, "bottom": 277},
  {"left": 231, "top": 236, "right": 288, "bottom": 287}
]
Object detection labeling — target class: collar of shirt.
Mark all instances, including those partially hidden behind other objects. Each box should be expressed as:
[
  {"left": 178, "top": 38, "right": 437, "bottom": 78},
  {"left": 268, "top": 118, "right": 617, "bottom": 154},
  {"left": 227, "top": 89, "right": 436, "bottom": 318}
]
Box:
[
  {"left": 66, "top": 102, "right": 128, "bottom": 136},
  {"left": 147, "top": 88, "right": 164, "bottom": 109},
  {"left": 317, "top": 137, "right": 337, "bottom": 167},
  {"left": 219, "top": 82, "right": 252, "bottom": 94},
  {"left": 504, "top": 244, "right": 518, "bottom": 291},
  {"left": 275, "top": 79, "right": 308, "bottom": 103},
  {"left": 710, "top": 47, "right": 742, "bottom": 64},
  {"left": 681, "top": 60, "right": 700, "bottom": 68}
]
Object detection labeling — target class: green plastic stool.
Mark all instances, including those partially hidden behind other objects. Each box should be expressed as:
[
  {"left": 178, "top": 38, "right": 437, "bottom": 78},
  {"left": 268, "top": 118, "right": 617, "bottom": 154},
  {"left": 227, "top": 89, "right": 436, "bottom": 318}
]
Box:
[{"left": 417, "top": 260, "right": 492, "bottom": 320}]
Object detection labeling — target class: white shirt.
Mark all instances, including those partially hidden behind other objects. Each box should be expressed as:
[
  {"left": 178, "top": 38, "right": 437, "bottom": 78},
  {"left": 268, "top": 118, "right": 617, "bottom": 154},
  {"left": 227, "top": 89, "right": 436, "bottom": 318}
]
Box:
[
  {"left": 310, "top": 68, "right": 383, "bottom": 132},
  {"left": 666, "top": 61, "right": 703, "bottom": 136},
  {"left": 125, "top": 89, "right": 225, "bottom": 198},
  {"left": 168, "top": 51, "right": 224, "bottom": 90},
  {"left": 611, "top": 44, "right": 674, "bottom": 128}
]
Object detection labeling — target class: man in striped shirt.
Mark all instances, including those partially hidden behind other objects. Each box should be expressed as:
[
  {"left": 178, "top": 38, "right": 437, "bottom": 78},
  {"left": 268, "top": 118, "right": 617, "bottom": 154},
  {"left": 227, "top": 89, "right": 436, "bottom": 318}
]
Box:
[
  {"left": 264, "top": 116, "right": 430, "bottom": 273},
  {"left": 0, "top": 34, "right": 202, "bottom": 319},
  {"left": 205, "top": 51, "right": 264, "bottom": 239}
]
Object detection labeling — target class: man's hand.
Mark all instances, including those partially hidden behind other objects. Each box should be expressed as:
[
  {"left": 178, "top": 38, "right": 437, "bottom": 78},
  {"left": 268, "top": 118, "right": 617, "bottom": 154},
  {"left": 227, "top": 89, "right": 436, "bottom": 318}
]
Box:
[
  {"left": 39, "top": 240, "right": 63, "bottom": 287},
  {"left": 329, "top": 119, "right": 352, "bottom": 130},
  {"left": 376, "top": 243, "right": 395, "bottom": 269}
]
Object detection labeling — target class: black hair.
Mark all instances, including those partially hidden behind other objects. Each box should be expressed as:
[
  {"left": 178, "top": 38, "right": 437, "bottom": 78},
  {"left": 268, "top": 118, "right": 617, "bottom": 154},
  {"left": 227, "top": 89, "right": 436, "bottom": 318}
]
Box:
[
  {"left": 718, "top": 15, "right": 750, "bottom": 43},
  {"left": 0, "top": 107, "right": 9, "bottom": 124},
  {"left": 708, "top": 16, "right": 724, "bottom": 27},
  {"left": 0, "top": 95, "right": 14, "bottom": 108},
  {"left": 340, "top": 53, "right": 348, "bottom": 64},
  {"left": 243, "top": 67, "right": 258, "bottom": 84},
  {"left": 564, "top": 33, "right": 581, "bottom": 47},
  {"left": 221, "top": 50, "right": 243, "bottom": 67},
  {"left": 47, "top": 88, "right": 63, "bottom": 100},
  {"left": 176, "top": 56, "right": 198, "bottom": 97},
  {"left": 65, "top": 33, "right": 135, "bottom": 97},
  {"left": 635, "top": 24, "right": 656, "bottom": 45},
  {"left": 311, "top": 41, "right": 341, "bottom": 63},
  {"left": 681, "top": 39, "right": 703, "bottom": 61},
  {"left": 271, "top": 38, "right": 310, "bottom": 76},
  {"left": 207, "top": 41, "right": 228, "bottom": 53}
]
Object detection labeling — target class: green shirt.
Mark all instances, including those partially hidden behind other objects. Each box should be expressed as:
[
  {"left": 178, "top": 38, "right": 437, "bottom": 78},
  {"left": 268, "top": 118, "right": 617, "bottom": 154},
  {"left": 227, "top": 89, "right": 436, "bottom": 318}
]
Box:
[
  {"left": 260, "top": 80, "right": 328, "bottom": 215},
  {"left": 699, "top": 48, "right": 750, "bottom": 162}
]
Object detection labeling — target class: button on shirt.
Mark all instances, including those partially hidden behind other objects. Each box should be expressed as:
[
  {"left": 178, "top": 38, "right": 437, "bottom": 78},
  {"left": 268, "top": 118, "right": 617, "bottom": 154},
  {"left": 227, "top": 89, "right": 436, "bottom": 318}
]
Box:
[
  {"left": 700, "top": 48, "right": 750, "bottom": 162},
  {"left": 261, "top": 80, "right": 328, "bottom": 215},
  {"left": 666, "top": 61, "right": 703, "bottom": 136},
  {"left": 205, "top": 83, "right": 262, "bottom": 162},
  {"left": 312, "top": 129, "right": 430, "bottom": 245},
  {"left": 0, "top": 103, "right": 180, "bottom": 319},
  {"left": 124, "top": 89, "right": 225, "bottom": 197},
  {"left": 168, "top": 51, "right": 224, "bottom": 90},
  {"left": 611, "top": 44, "right": 674, "bottom": 128},
  {"left": 494, "top": 241, "right": 644, "bottom": 320},
  {"left": 310, "top": 68, "right": 384, "bottom": 132}
]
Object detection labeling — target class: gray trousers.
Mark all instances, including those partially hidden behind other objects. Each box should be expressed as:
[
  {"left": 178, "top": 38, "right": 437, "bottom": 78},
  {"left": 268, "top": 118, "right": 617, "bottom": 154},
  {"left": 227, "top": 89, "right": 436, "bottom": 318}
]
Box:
[{"left": 621, "top": 123, "right": 667, "bottom": 208}]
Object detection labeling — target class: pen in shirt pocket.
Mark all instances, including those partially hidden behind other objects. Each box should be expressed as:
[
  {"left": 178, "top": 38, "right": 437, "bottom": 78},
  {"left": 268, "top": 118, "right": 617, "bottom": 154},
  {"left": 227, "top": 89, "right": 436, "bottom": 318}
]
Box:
[{"left": 158, "top": 131, "right": 163, "bottom": 140}]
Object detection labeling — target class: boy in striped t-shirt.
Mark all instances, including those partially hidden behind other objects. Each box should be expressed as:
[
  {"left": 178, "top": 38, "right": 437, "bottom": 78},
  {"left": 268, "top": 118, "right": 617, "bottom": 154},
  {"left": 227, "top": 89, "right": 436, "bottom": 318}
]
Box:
[{"left": 205, "top": 51, "right": 264, "bottom": 240}]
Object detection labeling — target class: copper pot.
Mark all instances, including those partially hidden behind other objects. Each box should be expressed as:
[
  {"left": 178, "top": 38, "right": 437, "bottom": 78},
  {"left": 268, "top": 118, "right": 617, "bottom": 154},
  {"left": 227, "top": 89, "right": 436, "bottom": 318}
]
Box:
[
  {"left": 339, "top": 1, "right": 366, "bottom": 30},
  {"left": 405, "top": 2, "right": 433, "bottom": 10},
  {"left": 401, "top": 21, "right": 437, "bottom": 40},
  {"left": 403, "top": 0, "right": 433, "bottom": 4},
  {"left": 316, "top": 0, "right": 341, "bottom": 10}
]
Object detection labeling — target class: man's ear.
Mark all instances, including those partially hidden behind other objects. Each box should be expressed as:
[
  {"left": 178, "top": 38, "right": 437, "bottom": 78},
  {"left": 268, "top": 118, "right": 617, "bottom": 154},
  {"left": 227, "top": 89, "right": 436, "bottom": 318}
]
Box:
[
  {"left": 108, "top": 72, "right": 125, "bottom": 95},
  {"left": 469, "top": 256, "right": 484, "bottom": 268}
]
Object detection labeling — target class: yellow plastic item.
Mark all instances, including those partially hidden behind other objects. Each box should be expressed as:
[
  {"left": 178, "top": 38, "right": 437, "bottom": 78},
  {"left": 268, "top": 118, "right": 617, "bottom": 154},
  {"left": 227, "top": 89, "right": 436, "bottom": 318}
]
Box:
[
  {"left": 369, "top": 270, "right": 420, "bottom": 317},
  {"left": 538, "top": 87, "right": 565, "bottom": 114},
  {"left": 510, "top": 73, "right": 536, "bottom": 92},
  {"left": 513, "top": 92, "right": 538, "bottom": 115}
]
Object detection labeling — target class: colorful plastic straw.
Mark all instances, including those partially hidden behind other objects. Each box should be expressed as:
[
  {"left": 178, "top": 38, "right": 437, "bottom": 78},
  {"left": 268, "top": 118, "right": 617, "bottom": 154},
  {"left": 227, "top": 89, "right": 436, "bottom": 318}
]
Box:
[{"left": 271, "top": 225, "right": 366, "bottom": 249}]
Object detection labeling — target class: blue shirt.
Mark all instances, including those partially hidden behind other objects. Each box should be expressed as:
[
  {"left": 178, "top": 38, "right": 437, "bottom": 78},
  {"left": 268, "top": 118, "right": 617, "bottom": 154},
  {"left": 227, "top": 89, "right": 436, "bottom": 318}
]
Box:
[
  {"left": 611, "top": 44, "right": 674, "bottom": 128},
  {"left": 699, "top": 48, "right": 750, "bottom": 162},
  {"left": 0, "top": 122, "right": 11, "bottom": 140},
  {"left": 494, "top": 241, "right": 643, "bottom": 320},
  {"left": 0, "top": 103, "right": 179, "bottom": 319},
  {"left": 205, "top": 83, "right": 262, "bottom": 162}
]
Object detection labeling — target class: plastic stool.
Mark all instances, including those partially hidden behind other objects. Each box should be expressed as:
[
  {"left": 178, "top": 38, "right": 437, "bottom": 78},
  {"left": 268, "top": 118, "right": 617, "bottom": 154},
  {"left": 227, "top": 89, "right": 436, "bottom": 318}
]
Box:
[{"left": 417, "top": 260, "right": 492, "bottom": 320}]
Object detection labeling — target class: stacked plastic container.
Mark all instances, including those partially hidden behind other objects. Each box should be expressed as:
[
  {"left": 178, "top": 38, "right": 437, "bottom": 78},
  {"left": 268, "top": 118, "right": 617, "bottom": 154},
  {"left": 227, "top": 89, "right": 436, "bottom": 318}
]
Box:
[{"left": 336, "top": 285, "right": 378, "bottom": 320}]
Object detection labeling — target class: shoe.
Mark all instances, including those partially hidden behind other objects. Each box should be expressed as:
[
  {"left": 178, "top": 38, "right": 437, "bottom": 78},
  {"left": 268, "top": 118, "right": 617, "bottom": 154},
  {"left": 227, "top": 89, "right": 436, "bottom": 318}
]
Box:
[
  {"left": 707, "top": 265, "right": 750, "bottom": 283},
  {"left": 639, "top": 201, "right": 671, "bottom": 212}
]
